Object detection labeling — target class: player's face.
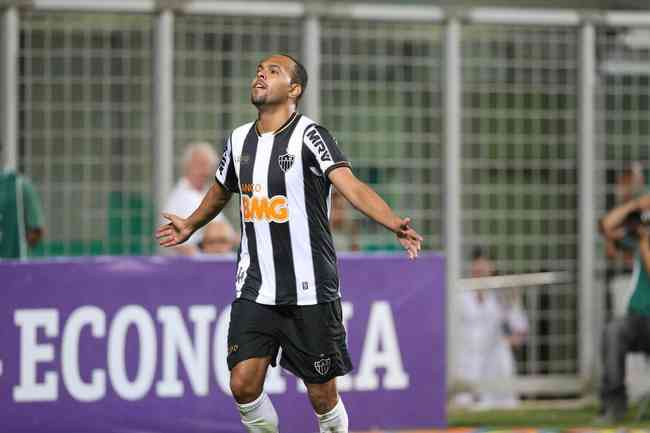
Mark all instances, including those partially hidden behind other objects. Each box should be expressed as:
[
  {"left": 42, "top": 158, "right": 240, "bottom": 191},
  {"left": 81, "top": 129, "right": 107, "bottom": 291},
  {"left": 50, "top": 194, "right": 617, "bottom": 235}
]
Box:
[{"left": 250, "top": 56, "right": 295, "bottom": 107}]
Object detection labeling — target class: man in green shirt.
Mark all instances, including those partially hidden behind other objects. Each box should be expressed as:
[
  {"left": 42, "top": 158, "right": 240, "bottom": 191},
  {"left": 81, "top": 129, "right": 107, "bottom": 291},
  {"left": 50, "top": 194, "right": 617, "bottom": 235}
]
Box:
[
  {"left": 0, "top": 170, "right": 44, "bottom": 259},
  {"left": 599, "top": 193, "right": 650, "bottom": 422}
]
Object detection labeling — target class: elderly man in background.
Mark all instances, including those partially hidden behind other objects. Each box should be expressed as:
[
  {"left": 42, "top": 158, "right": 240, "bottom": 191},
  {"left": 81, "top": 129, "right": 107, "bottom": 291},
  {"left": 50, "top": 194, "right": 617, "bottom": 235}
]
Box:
[{"left": 163, "top": 142, "right": 231, "bottom": 255}]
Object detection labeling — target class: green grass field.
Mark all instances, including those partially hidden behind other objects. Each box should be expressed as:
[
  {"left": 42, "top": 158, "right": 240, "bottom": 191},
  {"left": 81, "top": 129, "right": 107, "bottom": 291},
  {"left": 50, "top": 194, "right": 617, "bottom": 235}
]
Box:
[{"left": 448, "top": 404, "right": 650, "bottom": 429}]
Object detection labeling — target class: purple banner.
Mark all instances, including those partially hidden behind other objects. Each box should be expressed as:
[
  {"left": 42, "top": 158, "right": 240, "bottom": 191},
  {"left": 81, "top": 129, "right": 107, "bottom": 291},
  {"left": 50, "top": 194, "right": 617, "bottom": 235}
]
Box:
[{"left": 0, "top": 254, "right": 445, "bottom": 433}]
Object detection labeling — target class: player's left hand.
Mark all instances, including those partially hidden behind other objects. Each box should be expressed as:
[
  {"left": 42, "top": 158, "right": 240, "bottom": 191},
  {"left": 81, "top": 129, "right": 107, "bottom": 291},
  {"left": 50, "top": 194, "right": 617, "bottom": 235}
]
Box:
[{"left": 396, "top": 217, "right": 423, "bottom": 260}]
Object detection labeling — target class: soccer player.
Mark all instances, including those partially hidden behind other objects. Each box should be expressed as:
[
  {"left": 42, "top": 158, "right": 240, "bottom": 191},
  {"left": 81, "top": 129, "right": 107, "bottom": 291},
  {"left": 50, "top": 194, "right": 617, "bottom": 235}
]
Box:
[{"left": 156, "top": 54, "right": 422, "bottom": 433}]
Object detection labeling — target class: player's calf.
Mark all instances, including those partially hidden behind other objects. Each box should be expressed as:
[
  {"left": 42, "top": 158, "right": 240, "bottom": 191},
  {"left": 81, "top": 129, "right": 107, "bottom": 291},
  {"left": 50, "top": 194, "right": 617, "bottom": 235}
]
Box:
[
  {"left": 306, "top": 380, "right": 349, "bottom": 433},
  {"left": 306, "top": 379, "right": 339, "bottom": 414},
  {"left": 315, "top": 397, "right": 349, "bottom": 433}
]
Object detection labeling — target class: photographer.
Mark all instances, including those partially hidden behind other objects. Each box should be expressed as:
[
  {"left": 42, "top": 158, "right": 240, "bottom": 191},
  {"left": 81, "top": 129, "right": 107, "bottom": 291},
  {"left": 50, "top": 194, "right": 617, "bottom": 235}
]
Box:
[{"left": 598, "top": 194, "right": 650, "bottom": 423}]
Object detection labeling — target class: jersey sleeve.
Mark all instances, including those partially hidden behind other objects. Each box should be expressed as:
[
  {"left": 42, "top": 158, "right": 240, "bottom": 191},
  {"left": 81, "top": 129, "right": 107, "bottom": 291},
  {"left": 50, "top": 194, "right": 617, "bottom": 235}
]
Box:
[
  {"left": 21, "top": 177, "right": 44, "bottom": 230},
  {"left": 303, "top": 124, "right": 351, "bottom": 178},
  {"left": 215, "top": 133, "right": 239, "bottom": 193}
]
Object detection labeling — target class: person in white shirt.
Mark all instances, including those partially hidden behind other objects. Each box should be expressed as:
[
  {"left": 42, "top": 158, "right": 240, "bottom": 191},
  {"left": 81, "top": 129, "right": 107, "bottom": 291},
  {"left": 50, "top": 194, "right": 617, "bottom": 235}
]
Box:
[
  {"left": 454, "top": 248, "right": 529, "bottom": 409},
  {"left": 163, "top": 142, "right": 229, "bottom": 255}
]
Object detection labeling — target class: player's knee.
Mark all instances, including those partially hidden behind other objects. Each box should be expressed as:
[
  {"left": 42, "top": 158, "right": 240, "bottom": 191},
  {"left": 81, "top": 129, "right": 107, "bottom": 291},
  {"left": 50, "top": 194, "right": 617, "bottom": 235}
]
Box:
[{"left": 230, "top": 374, "right": 262, "bottom": 404}]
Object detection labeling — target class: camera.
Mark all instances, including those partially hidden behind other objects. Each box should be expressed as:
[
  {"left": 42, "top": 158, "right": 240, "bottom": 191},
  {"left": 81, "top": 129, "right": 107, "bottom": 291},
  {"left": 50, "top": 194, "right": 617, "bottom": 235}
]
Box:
[{"left": 615, "top": 209, "right": 650, "bottom": 250}]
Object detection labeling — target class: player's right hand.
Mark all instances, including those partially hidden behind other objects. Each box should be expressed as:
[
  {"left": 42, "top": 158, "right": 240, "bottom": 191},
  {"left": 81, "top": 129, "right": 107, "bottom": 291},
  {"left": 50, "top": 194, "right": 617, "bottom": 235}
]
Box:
[
  {"left": 396, "top": 217, "right": 423, "bottom": 260},
  {"left": 156, "top": 213, "right": 193, "bottom": 247}
]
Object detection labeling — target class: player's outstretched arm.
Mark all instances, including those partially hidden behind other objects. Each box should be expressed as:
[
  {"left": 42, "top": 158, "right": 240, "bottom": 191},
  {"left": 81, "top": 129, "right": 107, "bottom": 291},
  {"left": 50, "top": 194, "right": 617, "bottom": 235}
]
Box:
[
  {"left": 329, "top": 167, "right": 422, "bottom": 259},
  {"left": 156, "top": 182, "right": 232, "bottom": 248}
]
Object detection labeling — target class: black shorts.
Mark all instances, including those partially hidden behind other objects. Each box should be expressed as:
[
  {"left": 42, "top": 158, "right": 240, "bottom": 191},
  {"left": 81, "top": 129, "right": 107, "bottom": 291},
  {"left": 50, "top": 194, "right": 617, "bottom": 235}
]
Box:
[{"left": 227, "top": 298, "right": 353, "bottom": 384}]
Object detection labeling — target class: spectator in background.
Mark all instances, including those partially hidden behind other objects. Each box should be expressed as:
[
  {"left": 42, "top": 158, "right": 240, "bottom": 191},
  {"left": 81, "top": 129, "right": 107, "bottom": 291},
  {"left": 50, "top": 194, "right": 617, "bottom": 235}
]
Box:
[
  {"left": 162, "top": 142, "right": 231, "bottom": 256},
  {"left": 598, "top": 193, "right": 650, "bottom": 423},
  {"left": 453, "top": 247, "right": 529, "bottom": 410},
  {"left": 606, "top": 162, "right": 645, "bottom": 265},
  {"left": 0, "top": 169, "right": 44, "bottom": 259},
  {"left": 199, "top": 219, "right": 237, "bottom": 256},
  {"left": 330, "top": 188, "right": 360, "bottom": 252},
  {"left": 607, "top": 163, "right": 646, "bottom": 317}
]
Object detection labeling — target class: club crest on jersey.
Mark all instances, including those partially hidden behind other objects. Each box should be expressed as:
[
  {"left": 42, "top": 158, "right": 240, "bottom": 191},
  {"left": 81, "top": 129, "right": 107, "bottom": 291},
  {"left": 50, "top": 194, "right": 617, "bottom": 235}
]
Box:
[
  {"left": 278, "top": 153, "right": 295, "bottom": 173},
  {"left": 314, "top": 357, "right": 331, "bottom": 376}
]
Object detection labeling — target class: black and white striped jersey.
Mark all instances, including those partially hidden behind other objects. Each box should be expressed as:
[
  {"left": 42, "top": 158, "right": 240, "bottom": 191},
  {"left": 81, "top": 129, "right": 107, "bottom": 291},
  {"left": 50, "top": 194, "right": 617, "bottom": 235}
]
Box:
[{"left": 215, "top": 112, "right": 351, "bottom": 306}]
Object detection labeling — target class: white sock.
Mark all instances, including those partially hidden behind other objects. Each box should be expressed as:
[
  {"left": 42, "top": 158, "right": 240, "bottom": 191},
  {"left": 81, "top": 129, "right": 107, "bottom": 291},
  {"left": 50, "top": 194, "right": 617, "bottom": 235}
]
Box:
[
  {"left": 236, "top": 392, "right": 279, "bottom": 433},
  {"left": 316, "top": 397, "right": 349, "bottom": 433}
]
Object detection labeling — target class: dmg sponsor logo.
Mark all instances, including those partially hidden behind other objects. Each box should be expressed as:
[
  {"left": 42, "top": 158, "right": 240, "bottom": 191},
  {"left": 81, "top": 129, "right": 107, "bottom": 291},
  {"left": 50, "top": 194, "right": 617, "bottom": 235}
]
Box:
[
  {"left": 242, "top": 195, "right": 288, "bottom": 223},
  {"left": 306, "top": 128, "right": 332, "bottom": 162}
]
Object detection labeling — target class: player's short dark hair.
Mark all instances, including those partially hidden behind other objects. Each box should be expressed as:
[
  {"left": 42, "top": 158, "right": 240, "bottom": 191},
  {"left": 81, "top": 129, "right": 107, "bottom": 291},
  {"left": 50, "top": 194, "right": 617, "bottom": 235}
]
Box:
[{"left": 280, "top": 54, "right": 308, "bottom": 103}]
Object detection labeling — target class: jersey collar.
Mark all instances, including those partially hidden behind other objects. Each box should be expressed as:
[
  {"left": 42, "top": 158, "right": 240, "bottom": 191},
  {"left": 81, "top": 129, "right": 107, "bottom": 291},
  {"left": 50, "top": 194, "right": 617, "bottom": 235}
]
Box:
[{"left": 255, "top": 111, "right": 299, "bottom": 137}]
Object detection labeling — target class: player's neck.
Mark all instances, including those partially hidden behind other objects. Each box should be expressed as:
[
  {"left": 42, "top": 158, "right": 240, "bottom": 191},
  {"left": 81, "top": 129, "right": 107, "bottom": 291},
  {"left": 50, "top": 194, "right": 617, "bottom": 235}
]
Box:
[{"left": 256, "top": 104, "right": 296, "bottom": 135}]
